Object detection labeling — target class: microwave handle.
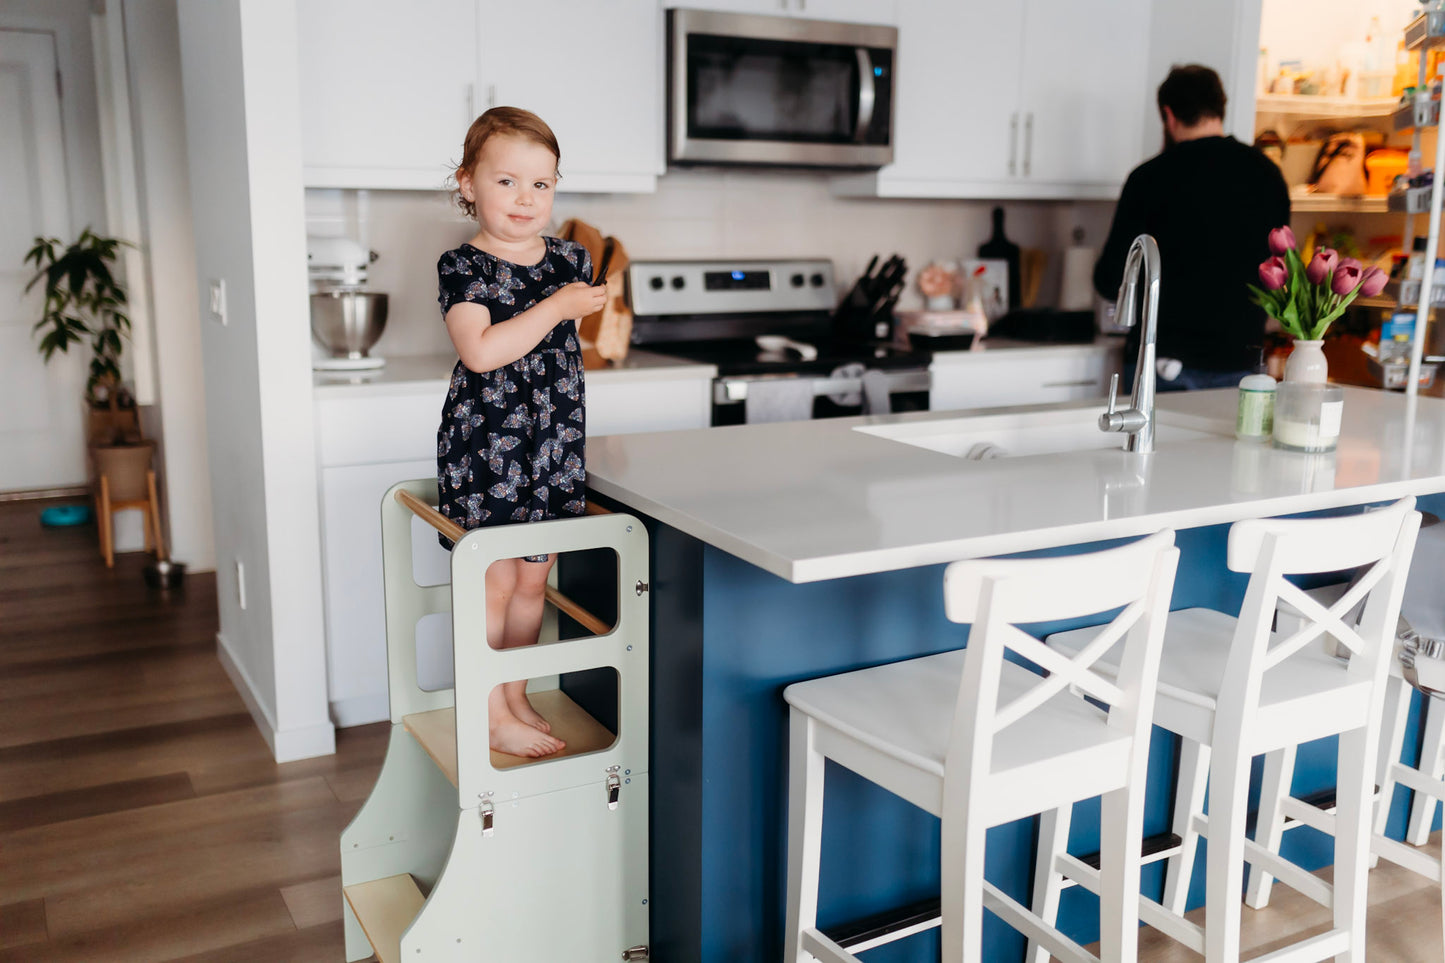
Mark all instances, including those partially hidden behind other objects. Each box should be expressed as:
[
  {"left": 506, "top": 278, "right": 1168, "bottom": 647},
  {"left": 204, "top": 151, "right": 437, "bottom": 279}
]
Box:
[{"left": 853, "top": 47, "right": 876, "bottom": 143}]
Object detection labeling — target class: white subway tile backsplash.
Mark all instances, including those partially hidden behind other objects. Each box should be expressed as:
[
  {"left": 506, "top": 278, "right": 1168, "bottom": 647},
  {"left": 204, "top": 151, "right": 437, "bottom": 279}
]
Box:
[{"left": 307, "top": 171, "right": 1115, "bottom": 360}]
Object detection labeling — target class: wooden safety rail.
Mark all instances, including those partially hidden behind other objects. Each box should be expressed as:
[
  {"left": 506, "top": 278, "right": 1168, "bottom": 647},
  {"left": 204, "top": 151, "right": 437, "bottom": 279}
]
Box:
[{"left": 393, "top": 489, "right": 611, "bottom": 636}]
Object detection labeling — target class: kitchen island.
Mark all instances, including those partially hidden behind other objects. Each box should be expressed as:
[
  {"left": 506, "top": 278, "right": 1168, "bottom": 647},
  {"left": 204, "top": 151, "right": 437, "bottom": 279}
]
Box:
[{"left": 581, "top": 386, "right": 1445, "bottom": 962}]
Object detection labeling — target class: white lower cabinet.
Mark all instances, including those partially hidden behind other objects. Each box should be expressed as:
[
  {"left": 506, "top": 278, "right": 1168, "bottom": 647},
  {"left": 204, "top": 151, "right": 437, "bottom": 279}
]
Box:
[
  {"left": 930, "top": 344, "right": 1123, "bottom": 412},
  {"left": 316, "top": 363, "right": 712, "bottom": 726}
]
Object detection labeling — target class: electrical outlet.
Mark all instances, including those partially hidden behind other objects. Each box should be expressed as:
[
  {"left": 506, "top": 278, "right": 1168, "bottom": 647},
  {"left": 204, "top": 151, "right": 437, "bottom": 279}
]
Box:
[
  {"left": 235, "top": 557, "right": 247, "bottom": 610},
  {"left": 208, "top": 279, "right": 227, "bottom": 325}
]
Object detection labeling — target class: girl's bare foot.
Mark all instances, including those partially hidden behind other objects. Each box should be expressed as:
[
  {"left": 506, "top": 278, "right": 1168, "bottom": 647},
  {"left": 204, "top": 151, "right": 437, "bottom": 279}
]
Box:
[
  {"left": 490, "top": 716, "right": 565, "bottom": 757},
  {"left": 506, "top": 687, "right": 553, "bottom": 733}
]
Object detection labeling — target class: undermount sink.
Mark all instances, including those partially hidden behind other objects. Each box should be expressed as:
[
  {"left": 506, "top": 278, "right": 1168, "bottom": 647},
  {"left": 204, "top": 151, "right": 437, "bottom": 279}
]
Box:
[{"left": 854, "top": 405, "right": 1223, "bottom": 459}]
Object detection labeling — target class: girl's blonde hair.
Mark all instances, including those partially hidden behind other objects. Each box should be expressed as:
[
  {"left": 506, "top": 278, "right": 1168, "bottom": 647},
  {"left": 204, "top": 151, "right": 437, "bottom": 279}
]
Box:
[{"left": 453, "top": 107, "right": 561, "bottom": 218}]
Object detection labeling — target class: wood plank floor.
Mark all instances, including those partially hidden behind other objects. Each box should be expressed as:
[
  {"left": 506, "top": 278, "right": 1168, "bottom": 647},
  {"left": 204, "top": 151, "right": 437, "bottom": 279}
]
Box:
[
  {"left": 0, "top": 499, "right": 386, "bottom": 961},
  {"left": 2, "top": 497, "right": 1442, "bottom": 961}
]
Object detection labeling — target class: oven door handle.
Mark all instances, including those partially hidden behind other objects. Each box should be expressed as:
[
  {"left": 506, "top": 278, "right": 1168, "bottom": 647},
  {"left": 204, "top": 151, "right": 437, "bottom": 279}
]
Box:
[
  {"left": 853, "top": 46, "right": 877, "bottom": 143},
  {"left": 715, "top": 370, "right": 931, "bottom": 405}
]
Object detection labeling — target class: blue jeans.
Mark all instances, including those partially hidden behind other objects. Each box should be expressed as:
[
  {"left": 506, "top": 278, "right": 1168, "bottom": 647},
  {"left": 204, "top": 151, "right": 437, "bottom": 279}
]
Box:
[{"left": 1123, "top": 363, "right": 1251, "bottom": 393}]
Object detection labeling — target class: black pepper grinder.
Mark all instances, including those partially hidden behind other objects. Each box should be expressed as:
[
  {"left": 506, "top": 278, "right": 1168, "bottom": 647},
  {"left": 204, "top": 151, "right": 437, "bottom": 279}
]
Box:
[{"left": 977, "top": 206, "right": 1021, "bottom": 313}]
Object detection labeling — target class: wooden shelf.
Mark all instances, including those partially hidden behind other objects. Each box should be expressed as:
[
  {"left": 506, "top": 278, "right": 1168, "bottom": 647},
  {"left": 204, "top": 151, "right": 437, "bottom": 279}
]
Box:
[
  {"left": 403, "top": 688, "right": 619, "bottom": 785},
  {"left": 1255, "top": 93, "right": 1400, "bottom": 119},
  {"left": 344, "top": 874, "right": 426, "bottom": 963},
  {"left": 1290, "top": 192, "right": 1392, "bottom": 213}
]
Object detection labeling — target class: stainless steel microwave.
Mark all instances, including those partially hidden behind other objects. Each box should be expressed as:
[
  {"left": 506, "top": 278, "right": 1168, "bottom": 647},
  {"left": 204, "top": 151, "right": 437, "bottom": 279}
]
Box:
[{"left": 666, "top": 8, "right": 896, "bottom": 169}]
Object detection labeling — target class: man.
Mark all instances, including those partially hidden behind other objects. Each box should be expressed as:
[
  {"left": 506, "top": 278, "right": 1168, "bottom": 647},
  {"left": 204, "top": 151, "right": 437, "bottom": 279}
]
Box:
[{"left": 1095, "top": 64, "right": 1290, "bottom": 391}]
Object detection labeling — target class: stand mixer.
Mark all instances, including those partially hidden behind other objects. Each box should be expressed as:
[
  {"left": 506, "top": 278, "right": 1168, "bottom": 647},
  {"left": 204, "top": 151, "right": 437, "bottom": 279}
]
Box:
[{"left": 308, "top": 235, "right": 389, "bottom": 370}]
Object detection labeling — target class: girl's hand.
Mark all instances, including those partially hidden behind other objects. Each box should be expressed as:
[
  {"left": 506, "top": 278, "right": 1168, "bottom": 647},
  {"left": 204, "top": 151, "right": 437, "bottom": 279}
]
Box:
[{"left": 548, "top": 281, "right": 608, "bottom": 322}]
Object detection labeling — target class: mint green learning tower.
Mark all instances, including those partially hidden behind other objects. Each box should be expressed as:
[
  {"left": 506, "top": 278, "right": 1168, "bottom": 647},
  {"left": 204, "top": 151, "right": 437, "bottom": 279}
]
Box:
[{"left": 340, "top": 478, "right": 650, "bottom": 962}]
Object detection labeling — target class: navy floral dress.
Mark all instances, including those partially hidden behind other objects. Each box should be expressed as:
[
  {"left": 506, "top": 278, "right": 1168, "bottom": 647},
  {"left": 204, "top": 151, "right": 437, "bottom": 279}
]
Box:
[{"left": 435, "top": 237, "right": 590, "bottom": 556}]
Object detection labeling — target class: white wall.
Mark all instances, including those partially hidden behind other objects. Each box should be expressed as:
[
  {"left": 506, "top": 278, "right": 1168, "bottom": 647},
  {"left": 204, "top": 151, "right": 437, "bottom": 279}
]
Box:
[
  {"left": 176, "top": 0, "right": 332, "bottom": 762},
  {"left": 120, "top": 0, "right": 214, "bottom": 572},
  {"left": 307, "top": 177, "right": 1113, "bottom": 361}
]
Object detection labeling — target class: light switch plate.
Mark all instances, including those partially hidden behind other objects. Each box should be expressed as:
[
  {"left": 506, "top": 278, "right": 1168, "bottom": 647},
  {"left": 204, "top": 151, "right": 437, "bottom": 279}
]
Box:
[{"left": 208, "top": 279, "right": 227, "bottom": 325}]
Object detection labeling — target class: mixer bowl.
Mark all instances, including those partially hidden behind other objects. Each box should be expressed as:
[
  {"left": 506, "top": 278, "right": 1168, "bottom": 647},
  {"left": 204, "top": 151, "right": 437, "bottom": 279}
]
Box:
[{"left": 311, "top": 291, "right": 389, "bottom": 358}]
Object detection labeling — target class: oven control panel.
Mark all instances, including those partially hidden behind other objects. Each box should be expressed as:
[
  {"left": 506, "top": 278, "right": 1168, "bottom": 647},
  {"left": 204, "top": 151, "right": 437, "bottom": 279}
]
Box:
[{"left": 628, "top": 259, "right": 836, "bottom": 317}]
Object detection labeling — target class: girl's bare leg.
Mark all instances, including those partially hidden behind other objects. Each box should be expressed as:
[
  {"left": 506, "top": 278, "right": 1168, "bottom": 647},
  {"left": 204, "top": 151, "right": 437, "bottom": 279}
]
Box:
[
  {"left": 484, "top": 557, "right": 563, "bottom": 756},
  {"left": 501, "top": 555, "right": 559, "bottom": 736}
]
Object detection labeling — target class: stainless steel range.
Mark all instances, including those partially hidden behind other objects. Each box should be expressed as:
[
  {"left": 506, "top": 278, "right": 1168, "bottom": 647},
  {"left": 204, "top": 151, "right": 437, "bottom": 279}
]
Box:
[{"left": 626, "top": 258, "right": 931, "bottom": 425}]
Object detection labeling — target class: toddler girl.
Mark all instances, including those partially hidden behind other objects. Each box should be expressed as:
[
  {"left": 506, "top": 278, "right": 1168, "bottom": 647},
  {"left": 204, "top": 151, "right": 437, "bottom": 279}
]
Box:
[{"left": 435, "top": 107, "right": 606, "bottom": 757}]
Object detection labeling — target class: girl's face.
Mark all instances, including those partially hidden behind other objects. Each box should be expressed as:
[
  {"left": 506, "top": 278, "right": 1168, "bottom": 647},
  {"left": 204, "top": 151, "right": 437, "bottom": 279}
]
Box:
[{"left": 459, "top": 134, "right": 558, "bottom": 248}]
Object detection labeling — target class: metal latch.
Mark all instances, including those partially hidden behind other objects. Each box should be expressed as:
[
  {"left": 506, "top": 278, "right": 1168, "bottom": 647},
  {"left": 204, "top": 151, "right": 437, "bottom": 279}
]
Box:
[
  {"left": 479, "top": 792, "right": 494, "bottom": 837},
  {"left": 635, "top": 579, "right": 650, "bottom": 596},
  {"left": 606, "top": 766, "right": 621, "bottom": 810},
  {"left": 621, "top": 946, "right": 650, "bottom": 960}
]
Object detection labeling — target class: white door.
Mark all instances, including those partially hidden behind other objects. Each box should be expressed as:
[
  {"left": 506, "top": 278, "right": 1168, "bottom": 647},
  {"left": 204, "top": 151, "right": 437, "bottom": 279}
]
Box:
[
  {"left": 881, "top": 0, "right": 1023, "bottom": 187},
  {"left": 483, "top": 0, "right": 663, "bottom": 188},
  {"left": 0, "top": 30, "right": 84, "bottom": 492},
  {"left": 1018, "top": 0, "right": 1149, "bottom": 189}
]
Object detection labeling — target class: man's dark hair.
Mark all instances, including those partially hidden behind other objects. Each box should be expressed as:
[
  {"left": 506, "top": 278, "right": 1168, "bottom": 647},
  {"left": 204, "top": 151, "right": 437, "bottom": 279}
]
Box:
[{"left": 1157, "top": 65, "right": 1227, "bottom": 126}]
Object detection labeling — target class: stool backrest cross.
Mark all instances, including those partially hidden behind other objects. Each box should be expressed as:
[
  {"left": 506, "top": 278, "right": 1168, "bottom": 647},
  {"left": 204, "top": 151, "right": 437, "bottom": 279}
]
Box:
[
  {"left": 941, "top": 530, "right": 1179, "bottom": 791},
  {"left": 1222, "top": 498, "right": 1421, "bottom": 740}
]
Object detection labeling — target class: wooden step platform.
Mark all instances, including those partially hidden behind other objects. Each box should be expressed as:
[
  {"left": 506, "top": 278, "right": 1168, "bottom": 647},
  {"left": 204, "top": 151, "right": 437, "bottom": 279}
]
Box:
[
  {"left": 403, "top": 688, "right": 618, "bottom": 784},
  {"left": 343, "top": 873, "right": 426, "bottom": 963}
]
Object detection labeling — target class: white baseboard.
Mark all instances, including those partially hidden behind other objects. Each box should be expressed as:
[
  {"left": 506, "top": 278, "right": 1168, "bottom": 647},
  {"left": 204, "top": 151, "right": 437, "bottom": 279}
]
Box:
[
  {"left": 330, "top": 692, "right": 390, "bottom": 728},
  {"left": 217, "top": 631, "right": 336, "bottom": 762}
]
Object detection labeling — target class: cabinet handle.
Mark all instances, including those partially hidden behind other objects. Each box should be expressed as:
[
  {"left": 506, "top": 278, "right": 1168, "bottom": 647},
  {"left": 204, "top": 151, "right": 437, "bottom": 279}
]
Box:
[
  {"left": 465, "top": 83, "right": 475, "bottom": 121},
  {"left": 1042, "top": 379, "right": 1099, "bottom": 389},
  {"left": 486, "top": 84, "right": 497, "bottom": 109},
  {"left": 1023, "top": 112, "right": 1034, "bottom": 176},
  {"left": 1008, "top": 112, "right": 1019, "bottom": 176}
]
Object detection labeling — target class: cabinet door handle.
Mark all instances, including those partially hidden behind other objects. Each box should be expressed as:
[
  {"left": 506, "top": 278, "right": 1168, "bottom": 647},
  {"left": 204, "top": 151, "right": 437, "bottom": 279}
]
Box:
[
  {"left": 1042, "top": 379, "right": 1099, "bottom": 389},
  {"left": 465, "top": 83, "right": 475, "bottom": 121},
  {"left": 486, "top": 84, "right": 497, "bottom": 109},
  {"left": 1008, "top": 112, "right": 1019, "bottom": 176},
  {"left": 1023, "top": 112, "right": 1034, "bottom": 176}
]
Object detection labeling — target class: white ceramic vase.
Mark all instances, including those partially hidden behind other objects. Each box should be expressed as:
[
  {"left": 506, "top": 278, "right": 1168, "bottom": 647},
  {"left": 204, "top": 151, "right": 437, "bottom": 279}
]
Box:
[{"left": 1284, "top": 339, "right": 1328, "bottom": 384}]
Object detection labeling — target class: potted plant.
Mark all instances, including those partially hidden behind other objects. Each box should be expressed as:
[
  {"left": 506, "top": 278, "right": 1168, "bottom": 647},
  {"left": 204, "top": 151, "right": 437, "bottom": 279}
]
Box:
[
  {"left": 25, "top": 228, "right": 142, "bottom": 445},
  {"left": 1247, "top": 225, "right": 1388, "bottom": 384},
  {"left": 25, "top": 229, "right": 154, "bottom": 494}
]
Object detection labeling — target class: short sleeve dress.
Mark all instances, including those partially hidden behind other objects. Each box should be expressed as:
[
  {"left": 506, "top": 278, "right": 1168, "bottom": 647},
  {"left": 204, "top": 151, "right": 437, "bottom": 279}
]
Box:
[{"left": 435, "top": 236, "right": 591, "bottom": 555}]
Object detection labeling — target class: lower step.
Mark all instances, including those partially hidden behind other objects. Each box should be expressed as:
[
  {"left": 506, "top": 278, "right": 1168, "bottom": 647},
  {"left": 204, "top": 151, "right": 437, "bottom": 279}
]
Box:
[{"left": 344, "top": 874, "right": 426, "bottom": 963}]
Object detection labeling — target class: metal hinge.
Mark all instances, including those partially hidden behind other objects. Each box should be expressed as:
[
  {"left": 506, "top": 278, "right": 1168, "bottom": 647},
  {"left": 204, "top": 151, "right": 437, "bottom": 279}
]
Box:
[
  {"left": 479, "top": 792, "right": 494, "bottom": 837},
  {"left": 622, "top": 946, "right": 650, "bottom": 961},
  {"left": 606, "top": 766, "right": 621, "bottom": 810},
  {"left": 635, "top": 579, "right": 650, "bottom": 596}
]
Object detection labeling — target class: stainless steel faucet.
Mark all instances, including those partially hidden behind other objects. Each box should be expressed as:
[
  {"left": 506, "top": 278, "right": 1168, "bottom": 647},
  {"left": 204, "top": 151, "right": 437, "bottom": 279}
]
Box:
[{"left": 1099, "top": 234, "right": 1161, "bottom": 454}]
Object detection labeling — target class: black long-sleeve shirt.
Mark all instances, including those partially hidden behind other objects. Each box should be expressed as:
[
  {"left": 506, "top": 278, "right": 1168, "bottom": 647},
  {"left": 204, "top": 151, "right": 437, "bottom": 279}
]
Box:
[{"left": 1094, "top": 135, "right": 1290, "bottom": 372}]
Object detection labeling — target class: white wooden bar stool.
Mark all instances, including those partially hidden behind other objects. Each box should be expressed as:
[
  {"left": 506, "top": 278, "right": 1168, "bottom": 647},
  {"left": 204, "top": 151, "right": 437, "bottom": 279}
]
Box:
[
  {"left": 1036, "top": 499, "right": 1420, "bottom": 963},
  {"left": 782, "top": 531, "right": 1179, "bottom": 963},
  {"left": 1237, "top": 515, "right": 1445, "bottom": 910}
]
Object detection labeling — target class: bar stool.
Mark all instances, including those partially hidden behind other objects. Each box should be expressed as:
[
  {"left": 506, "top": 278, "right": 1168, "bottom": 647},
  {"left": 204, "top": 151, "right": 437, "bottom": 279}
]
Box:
[
  {"left": 1238, "top": 515, "right": 1445, "bottom": 910},
  {"left": 783, "top": 531, "right": 1178, "bottom": 963},
  {"left": 1036, "top": 499, "right": 1420, "bottom": 963}
]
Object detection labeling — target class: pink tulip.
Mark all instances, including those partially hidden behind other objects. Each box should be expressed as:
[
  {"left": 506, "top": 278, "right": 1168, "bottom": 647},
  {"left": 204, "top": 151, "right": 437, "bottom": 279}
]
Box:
[
  {"left": 1331, "top": 258, "right": 1363, "bottom": 297},
  {"left": 1268, "top": 226, "right": 1297, "bottom": 255},
  {"left": 1258, "top": 256, "right": 1288, "bottom": 291},
  {"left": 1359, "top": 266, "right": 1389, "bottom": 298},
  {"left": 1305, "top": 248, "right": 1338, "bottom": 285}
]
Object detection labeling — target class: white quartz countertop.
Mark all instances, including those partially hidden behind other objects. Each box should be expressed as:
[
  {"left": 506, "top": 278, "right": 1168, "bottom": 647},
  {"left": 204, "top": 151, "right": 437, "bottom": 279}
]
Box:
[
  {"left": 586, "top": 387, "right": 1445, "bottom": 583},
  {"left": 311, "top": 348, "right": 716, "bottom": 397}
]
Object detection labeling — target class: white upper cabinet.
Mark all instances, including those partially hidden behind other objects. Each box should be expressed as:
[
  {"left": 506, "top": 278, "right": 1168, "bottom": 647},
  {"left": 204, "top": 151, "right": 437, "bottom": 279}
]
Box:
[
  {"left": 483, "top": 1, "right": 663, "bottom": 193},
  {"left": 1017, "top": 0, "right": 1149, "bottom": 191},
  {"left": 664, "top": 1, "right": 896, "bottom": 25},
  {"left": 298, "top": 0, "right": 478, "bottom": 190},
  {"left": 834, "top": 0, "right": 1149, "bottom": 199},
  {"left": 298, "top": 0, "right": 663, "bottom": 192}
]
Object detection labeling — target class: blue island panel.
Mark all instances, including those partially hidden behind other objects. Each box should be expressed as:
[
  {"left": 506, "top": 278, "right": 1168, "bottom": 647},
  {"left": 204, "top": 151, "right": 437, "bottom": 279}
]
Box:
[{"left": 640, "top": 492, "right": 1445, "bottom": 962}]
